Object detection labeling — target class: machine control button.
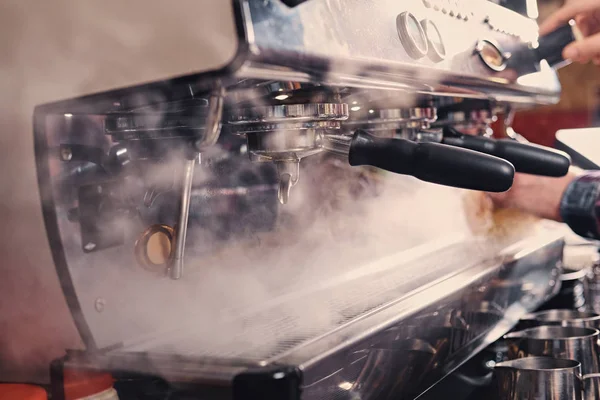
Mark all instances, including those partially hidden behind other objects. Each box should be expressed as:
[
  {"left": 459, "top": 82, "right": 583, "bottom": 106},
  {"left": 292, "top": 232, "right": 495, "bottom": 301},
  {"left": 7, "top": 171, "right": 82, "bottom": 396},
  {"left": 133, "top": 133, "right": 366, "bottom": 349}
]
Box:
[
  {"left": 421, "top": 19, "right": 446, "bottom": 62},
  {"left": 475, "top": 39, "right": 507, "bottom": 71},
  {"left": 397, "top": 12, "right": 429, "bottom": 59}
]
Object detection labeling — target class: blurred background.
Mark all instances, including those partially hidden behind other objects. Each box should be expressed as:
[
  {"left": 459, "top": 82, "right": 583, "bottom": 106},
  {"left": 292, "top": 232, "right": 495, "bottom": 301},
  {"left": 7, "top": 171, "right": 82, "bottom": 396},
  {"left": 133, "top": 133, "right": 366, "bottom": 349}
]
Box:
[{"left": 511, "top": 0, "right": 600, "bottom": 147}]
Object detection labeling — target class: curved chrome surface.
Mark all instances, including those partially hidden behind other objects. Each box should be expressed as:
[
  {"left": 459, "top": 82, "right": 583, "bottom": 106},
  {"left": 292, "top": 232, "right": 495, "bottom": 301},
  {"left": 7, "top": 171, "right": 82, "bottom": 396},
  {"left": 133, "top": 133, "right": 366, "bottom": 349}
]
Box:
[
  {"left": 493, "top": 357, "right": 583, "bottom": 400},
  {"left": 55, "top": 229, "right": 564, "bottom": 400},
  {"left": 240, "top": 0, "right": 562, "bottom": 105},
  {"left": 584, "top": 373, "right": 600, "bottom": 400},
  {"left": 505, "top": 326, "right": 600, "bottom": 376},
  {"left": 295, "top": 231, "right": 564, "bottom": 399},
  {"left": 518, "top": 310, "right": 600, "bottom": 330}
]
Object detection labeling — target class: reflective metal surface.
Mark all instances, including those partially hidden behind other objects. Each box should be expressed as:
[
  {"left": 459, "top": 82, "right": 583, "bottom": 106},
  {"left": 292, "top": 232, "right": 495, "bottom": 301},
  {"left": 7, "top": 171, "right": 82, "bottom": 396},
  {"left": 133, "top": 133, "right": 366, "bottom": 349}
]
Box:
[
  {"left": 542, "top": 267, "right": 589, "bottom": 311},
  {"left": 51, "top": 231, "right": 564, "bottom": 399},
  {"left": 518, "top": 310, "right": 600, "bottom": 330},
  {"left": 585, "top": 259, "right": 600, "bottom": 315},
  {"left": 492, "top": 357, "right": 583, "bottom": 400},
  {"left": 505, "top": 326, "right": 600, "bottom": 375},
  {"left": 242, "top": 0, "right": 561, "bottom": 103},
  {"left": 583, "top": 373, "right": 600, "bottom": 400}
]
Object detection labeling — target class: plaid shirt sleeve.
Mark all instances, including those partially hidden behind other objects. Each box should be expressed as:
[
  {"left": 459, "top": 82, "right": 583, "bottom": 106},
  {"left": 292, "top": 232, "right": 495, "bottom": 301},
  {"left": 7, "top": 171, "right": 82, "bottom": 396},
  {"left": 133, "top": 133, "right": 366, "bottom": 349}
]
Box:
[{"left": 560, "top": 171, "right": 600, "bottom": 240}]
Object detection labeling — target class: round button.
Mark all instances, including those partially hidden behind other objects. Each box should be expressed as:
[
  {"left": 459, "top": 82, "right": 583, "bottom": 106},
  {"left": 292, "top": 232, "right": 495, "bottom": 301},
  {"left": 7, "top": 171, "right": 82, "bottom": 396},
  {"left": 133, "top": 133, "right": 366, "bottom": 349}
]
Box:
[
  {"left": 476, "top": 40, "right": 507, "bottom": 72},
  {"left": 397, "top": 12, "right": 429, "bottom": 59},
  {"left": 421, "top": 19, "right": 446, "bottom": 62}
]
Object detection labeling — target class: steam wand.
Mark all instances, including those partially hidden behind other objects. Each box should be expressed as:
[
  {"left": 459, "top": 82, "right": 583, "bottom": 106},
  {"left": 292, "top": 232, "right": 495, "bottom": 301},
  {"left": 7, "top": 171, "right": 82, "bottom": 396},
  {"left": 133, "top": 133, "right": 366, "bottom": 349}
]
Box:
[
  {"left": 170, "top": 85, "right": 225, "bottom": 280},
  {"left": 170, "top": 153, "right": 198, "bottom": 280}
]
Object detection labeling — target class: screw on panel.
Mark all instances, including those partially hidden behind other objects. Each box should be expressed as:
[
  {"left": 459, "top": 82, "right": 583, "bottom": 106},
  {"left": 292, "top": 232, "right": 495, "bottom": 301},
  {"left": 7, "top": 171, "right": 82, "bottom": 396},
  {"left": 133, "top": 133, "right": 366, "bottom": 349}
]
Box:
[
  {"left": 60, "top": 147, "right": 73, "bottom": 161},
  {"left": 95, "top": 298, "right": 106, "bottom": 313}
]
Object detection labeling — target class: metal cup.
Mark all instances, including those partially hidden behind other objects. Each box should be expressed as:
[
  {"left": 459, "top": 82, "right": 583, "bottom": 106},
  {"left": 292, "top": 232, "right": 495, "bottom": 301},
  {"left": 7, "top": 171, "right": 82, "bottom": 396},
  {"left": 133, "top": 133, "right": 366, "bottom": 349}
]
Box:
[
  {"left": 518, "top": 309, "right": 600, "bottom": 330},
  {"left": 583, "top": 373, "right": 600, "bottom": 400},
  {"left": 493, "top": 357, "right": 582, "bottom": 400},
  {"left": 504, "top": 326, "right": 600, "bottom": 375},
  {"left": 540, "top": 268, "right": 588, "bottom": 311}
]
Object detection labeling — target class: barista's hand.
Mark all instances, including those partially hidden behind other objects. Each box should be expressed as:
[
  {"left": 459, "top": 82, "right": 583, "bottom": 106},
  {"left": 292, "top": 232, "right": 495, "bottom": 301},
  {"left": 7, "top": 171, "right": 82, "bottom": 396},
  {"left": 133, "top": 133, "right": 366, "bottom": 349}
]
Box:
[
  {"left": 539, "top": 0, "right": 600, "bottom": 64},
  {"left": 487, "top": 167, "right": 583, "bottom": 221}
]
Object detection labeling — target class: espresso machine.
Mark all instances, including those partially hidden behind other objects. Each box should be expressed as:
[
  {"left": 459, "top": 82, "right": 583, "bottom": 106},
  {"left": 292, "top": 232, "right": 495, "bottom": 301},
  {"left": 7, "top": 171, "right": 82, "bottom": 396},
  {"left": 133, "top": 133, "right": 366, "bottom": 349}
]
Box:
[{"left": 33, "top": 0, "right": 582, "bottom": 398}]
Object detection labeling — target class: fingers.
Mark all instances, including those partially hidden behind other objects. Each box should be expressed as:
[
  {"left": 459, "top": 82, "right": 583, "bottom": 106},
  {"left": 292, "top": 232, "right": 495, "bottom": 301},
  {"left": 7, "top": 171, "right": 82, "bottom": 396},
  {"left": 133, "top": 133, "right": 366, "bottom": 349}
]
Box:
[
  {"left": 486, "top": 191, "right": 510, "bottom": 207},
  {"left": 563, "top": 32, "right": 600, "bottom": 62},
  {"left": 539, "top": 0, "right": 600, "bottom": 35},
  {"left": 576, "top": 15, "right": 593, "bottom": 36}
]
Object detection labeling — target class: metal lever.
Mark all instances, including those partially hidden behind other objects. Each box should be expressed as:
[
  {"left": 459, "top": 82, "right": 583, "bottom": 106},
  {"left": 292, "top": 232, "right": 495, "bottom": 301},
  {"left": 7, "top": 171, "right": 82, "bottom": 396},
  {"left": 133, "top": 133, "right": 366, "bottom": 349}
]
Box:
[
  {"left": 442, "top": 127, "right": 571, "bottom": 177},
  {"left": 347, "top": 130, "right": 514, "bottom": 192}
]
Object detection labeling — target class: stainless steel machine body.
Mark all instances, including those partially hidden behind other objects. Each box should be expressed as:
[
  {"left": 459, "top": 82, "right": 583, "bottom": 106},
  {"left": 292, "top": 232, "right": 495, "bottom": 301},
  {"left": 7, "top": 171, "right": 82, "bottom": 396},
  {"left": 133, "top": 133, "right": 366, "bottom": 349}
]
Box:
[{"left": 32, "top": 0, "right": 572, "bottom": 399}]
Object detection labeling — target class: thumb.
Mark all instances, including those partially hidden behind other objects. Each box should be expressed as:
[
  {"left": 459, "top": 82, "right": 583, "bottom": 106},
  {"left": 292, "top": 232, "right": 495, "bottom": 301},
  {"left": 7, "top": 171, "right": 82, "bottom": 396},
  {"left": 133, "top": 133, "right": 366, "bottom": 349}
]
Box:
[{"left": 563, "top": 32, "right": 600, "bottom": 61}]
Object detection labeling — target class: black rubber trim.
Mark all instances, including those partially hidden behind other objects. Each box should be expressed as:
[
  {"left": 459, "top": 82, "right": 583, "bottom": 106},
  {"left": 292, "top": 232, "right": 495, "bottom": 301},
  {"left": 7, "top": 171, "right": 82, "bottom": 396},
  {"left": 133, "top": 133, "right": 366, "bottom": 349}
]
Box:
[
  {"left": 233, "top": 365, "right": 302, "bottom": 400},
  {"left": 50, "top": 356, "right": 67, "bottom": 400},
  {"left": 279, "top": 0, "right": 311, "bottom": 6}
]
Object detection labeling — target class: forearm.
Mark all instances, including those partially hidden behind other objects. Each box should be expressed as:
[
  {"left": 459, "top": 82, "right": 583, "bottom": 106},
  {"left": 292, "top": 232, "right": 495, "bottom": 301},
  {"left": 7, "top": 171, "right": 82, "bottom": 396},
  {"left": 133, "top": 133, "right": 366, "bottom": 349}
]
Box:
[{"left": 487, "top": 167, "right": 583, "bottom": 222}]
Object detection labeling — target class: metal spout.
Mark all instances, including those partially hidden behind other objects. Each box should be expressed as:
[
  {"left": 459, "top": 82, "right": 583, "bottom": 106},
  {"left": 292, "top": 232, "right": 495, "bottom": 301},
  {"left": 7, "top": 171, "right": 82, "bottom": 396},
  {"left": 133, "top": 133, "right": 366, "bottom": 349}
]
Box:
[{"left": 276, "top": 161, "right": 299, "bottom": 205}]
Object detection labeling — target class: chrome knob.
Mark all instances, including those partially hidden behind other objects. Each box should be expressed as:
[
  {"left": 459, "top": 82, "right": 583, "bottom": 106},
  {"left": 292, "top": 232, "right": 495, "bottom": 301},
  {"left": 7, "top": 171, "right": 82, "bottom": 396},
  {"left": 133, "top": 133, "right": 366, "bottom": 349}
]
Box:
[
  {"left": 421, "top": 19, "right": 446, "bottom": 62},
  {"left": 396, "top": 12, "right": 429, "bottom": 59}
]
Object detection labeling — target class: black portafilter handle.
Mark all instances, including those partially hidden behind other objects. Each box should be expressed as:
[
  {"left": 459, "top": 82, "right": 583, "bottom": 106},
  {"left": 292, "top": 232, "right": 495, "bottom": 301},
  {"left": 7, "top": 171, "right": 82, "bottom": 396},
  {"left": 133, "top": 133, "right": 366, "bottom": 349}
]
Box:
[
  {"left": 506, "top": 21, "right": 577, "bottom": 74},
  {"left": 535, "top": 20, "right": 577, "bottom": 68},
  {"left": 348, "top": 130, "right": 514, "bottom": 192},
  {"left": 441, "top": 128, "right": 571, "bottom": 177}
]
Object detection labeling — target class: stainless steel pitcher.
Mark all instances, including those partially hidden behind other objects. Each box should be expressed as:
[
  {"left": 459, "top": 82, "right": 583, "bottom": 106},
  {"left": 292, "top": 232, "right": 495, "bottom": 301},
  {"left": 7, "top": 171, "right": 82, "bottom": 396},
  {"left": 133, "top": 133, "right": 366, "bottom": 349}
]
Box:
[
  {"left": 504, "top": 326, "right": 600, "bottom": 375},
  {"left": 518, "top": 310, "right": 600, "bottom": 330},
  {"left": 583, "top": 373, "right": 600, "bottom": 400},
  {"left": 493, "top": 357, "right": 582, "bottom": 400}
]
